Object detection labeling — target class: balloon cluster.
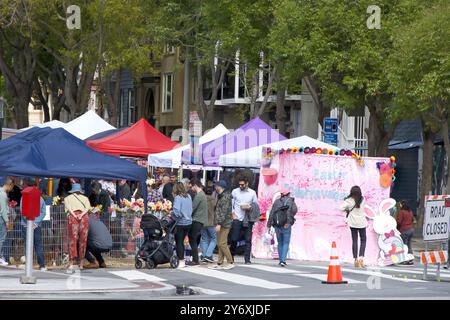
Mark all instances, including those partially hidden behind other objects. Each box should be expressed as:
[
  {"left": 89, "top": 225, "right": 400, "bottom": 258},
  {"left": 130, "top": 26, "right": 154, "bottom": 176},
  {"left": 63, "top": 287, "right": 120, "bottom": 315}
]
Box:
[
  {"left": 262, "top": 146, "right": 364, "bottom": 167},
  {"left": 376, "top": 156, "right": 397, "bottom": 188}
]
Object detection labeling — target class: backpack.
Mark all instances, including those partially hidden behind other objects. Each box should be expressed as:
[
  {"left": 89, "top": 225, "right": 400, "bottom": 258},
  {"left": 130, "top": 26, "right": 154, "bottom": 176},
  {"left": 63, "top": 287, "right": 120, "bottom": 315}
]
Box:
[{"left": 272, "top": 204, "right": 290, "bottom": 227}]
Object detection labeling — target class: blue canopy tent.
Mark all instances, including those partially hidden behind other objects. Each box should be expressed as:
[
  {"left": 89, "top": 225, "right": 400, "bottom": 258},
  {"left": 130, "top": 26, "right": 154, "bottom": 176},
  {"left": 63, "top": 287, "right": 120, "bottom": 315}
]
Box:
[{"left": 0, "top": 128, "right": 148, "bottom": 210}]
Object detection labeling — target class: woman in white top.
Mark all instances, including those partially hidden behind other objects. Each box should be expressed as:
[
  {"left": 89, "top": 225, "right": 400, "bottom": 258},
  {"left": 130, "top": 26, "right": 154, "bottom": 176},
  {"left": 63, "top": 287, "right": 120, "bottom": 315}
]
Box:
[{"left": 340, "top": 186, "right": 367, "bottom": 268}]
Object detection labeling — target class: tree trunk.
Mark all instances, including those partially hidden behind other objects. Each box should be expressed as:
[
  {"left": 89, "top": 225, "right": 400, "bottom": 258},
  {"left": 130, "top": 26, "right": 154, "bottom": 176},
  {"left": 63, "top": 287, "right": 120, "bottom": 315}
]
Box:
[
  {"left": 365, "top": 105, "right": 393, "bottom": 157},
  {"left": 0, "top": 37, "right": 35, "bottom": 128},
  {"left": 256, "top": 66, "right": 276, "bottom": 118},
  {"left": 417, "top": 127, "right": 436, "bottom": 226},
  {"left": 105, "top": 69, "right": 121, "bottom": 127},
  {"left": 303, "top": 75, "right": 329, "bottom": 128},
  {"left": 441, "top": 119, "right": 450, "bottom": 194},
  {"left": 276, "top": 84, "right": 286, "bottom": 136}
]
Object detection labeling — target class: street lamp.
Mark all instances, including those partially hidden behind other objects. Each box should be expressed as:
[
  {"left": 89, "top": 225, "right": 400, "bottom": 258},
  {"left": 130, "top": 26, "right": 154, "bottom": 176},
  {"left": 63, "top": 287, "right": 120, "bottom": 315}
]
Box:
[{"left": 0, "top": 98, "right": 4, "bottom": 141}]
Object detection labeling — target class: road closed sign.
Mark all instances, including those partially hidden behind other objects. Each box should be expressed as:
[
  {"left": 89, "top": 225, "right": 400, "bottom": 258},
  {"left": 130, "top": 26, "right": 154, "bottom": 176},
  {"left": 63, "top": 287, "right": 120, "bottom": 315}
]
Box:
[{"left": 423, "top": 195, "right": 450, "bottom": 241}]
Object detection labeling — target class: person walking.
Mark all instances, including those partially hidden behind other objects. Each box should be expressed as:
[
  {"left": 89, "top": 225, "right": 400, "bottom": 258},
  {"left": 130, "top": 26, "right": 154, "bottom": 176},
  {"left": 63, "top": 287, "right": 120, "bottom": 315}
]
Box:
[
  {"left": 267, "top": 188, "right": 297, "bottom": 267},
  {"left": 396, "top": 200, "right": 415, "bottom": 265},
  {"left": 187, "top": 179, "right": 208, "bottom": 266},
  {"left": 19, "top": 179, "right": 47, "bottom": 271},
  {"left": 0, "top": 178, "right": 14, "bottom": 266},
  {"left": 199, "top": 187, "right": 217, "bottom": 263},
  {"left": 171, "top": 182, "right": 193, "bottom": 268},
  {"left": 213, "top": 180, "right": 234, "bottom": 269},
  {"left": 64, "top": 183, "right": 91, "bottom": 271},
  {"left": 340, "top": 186, "right": 367, "bottom": 268},
  {"left": 230, "top": 176, "right": 258, "bottom": 264}
]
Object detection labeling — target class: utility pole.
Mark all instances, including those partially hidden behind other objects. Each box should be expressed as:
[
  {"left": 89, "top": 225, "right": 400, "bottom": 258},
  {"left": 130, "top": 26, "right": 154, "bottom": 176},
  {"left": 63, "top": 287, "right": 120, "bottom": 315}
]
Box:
[{"left": 182, "top": 53, "right": 190, "bottom": 135}]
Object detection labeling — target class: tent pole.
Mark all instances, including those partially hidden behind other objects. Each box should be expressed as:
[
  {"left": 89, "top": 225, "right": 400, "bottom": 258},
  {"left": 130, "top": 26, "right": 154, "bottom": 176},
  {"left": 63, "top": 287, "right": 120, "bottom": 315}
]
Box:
[
  {"left": 217, "top": 170, "right": 221, "bottom": 181},
  {"left": 202, "top": 169, "right": 206, "bottom": 186}
]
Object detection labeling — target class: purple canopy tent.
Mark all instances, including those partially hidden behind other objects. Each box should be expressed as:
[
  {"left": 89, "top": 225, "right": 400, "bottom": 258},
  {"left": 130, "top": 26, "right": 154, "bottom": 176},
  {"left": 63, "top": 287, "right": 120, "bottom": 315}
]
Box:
[{"left": 182, "top": 117, "right": 287, "bottom": 167}]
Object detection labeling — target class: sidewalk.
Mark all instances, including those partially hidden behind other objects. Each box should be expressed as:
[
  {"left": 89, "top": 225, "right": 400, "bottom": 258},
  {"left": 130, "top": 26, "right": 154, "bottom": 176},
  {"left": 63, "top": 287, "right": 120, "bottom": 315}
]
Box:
[{"left": 0, "top": 266, "right": 176, "bottom": 296}]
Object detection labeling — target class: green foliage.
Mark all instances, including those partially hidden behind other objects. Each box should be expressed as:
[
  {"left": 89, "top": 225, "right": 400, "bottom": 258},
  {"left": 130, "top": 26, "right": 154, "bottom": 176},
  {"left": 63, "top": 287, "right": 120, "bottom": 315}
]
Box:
[{"left": 388, "top": 1, "right": 450, "bottom": 128}]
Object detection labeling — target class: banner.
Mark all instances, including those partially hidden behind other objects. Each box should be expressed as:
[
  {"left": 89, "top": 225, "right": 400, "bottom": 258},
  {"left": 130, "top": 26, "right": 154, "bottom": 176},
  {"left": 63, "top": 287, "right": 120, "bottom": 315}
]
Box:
[{"left": 252, "top": 152, "right": 392, "bottom": 266}]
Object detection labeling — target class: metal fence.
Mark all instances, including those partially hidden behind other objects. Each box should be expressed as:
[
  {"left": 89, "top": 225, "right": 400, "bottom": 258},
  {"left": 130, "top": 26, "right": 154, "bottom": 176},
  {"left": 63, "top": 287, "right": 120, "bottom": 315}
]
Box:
[{"left": 3, "top": 205, "right": 144, "bottom": 267}]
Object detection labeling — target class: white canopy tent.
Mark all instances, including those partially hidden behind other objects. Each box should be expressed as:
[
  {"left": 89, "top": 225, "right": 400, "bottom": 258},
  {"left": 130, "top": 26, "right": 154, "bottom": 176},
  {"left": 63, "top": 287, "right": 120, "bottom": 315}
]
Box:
[
  {"left": 219, "top": 135, "right": 338, "bottom": 168},
  {"left": 148, "top": 123, "right": 229, "bottom": 168},
  {"left": 64, "top": 110, "right": 115, "bottom": 140},
  {"left": 20, "top": 120, "right": 66, "bottom": 131}
]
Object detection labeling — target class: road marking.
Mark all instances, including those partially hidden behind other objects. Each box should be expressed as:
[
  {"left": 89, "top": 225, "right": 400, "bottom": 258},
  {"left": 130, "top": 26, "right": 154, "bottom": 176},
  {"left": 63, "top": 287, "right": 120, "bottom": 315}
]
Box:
[
  {"left": 292, "top": 265, "right": 426, "bottom": 283},
  {"left": 190, "top": 286, "right": 225, "bottom": 295},
  {"left": 109, "top": 270, "right": 166, "bottom": 282},
  {"left": 239, "top": 264, "right": 309, "bottom": 274},
  {"left": 179, "top": 266, "right": 298, "bottom": 290},
  {"left": 293, "top": 273, "right": 365, "bottom": 284},
  {"left": 379, "top": 267, "right": 450, "bottom": 278}
]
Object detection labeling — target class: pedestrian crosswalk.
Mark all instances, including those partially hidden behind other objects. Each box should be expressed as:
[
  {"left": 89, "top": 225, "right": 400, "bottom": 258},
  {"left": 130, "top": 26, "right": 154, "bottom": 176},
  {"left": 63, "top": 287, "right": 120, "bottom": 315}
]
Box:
[{"left": 107, "top": 260, "right": 449, "bottom": 296}]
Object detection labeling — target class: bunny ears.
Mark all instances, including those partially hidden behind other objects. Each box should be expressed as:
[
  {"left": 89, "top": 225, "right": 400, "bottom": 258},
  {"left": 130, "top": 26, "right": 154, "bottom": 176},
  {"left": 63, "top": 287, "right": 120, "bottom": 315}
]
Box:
[{"left": 364, "top": 198, "right": 396, "bottom": 219}]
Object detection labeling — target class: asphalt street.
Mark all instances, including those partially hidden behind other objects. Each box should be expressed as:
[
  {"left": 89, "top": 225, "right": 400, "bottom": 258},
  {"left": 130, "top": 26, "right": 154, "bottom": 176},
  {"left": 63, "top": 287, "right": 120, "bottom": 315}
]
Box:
[{"left": 1, "top": 257, "right": 449, "bottom": 300}]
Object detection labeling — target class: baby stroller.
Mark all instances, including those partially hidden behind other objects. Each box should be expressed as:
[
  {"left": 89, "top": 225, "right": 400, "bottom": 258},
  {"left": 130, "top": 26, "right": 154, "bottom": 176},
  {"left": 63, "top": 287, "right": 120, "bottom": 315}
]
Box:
[{"left": 135, "top": 213, "right": 179, "bottom": 269}]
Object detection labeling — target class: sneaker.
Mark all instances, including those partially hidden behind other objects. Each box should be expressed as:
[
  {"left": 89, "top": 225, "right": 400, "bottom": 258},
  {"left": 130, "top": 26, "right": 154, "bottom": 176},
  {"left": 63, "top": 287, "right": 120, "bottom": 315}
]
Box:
[
  {"left": 186, "top": 261, "right": 200, "bottom": 266},
  {"left": 222, "top": 263, "right": 235, "bottom": 270},
  {"left": 178, "top": 260, "right": 186, "bottom": 268},
  {"left": 99, "top": 262, "right": 107, "bottom": 268},
  {"left": 280, "top": 262, "right": 287, "bottom": 267},
  {"left": 0, "top": 258, "right": 8, "bottom": 266},
  {"left": 244, "top": 261, "right": 252, "bottom": 265},
  {"left": 208, "top": 264, "right": 223, "bottom": 269},
  {"left": 39, "top": 267, "right": 48, "bottom": 271},
  {"left": 204, "top": 256, "right": 214, "bottom": 263}
]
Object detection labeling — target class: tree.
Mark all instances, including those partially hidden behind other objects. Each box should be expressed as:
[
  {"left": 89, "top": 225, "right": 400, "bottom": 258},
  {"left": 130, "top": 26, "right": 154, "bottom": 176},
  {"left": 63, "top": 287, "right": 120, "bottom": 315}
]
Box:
[
  {"left": 0, "top": 1, "right": 38, "bottom": 128},
  {"left": 269, "top": 0, "right": 429, "bottom": 156},
  {"left": 388, "top": 1, "right": 450, "bottom": 222}
]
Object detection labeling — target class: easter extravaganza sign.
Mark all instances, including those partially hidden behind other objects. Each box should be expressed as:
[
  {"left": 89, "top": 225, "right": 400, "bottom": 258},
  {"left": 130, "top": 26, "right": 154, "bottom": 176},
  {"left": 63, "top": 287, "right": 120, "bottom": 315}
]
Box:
[{"left": 253, "top": 152, "right": 393, "bottom": 266}]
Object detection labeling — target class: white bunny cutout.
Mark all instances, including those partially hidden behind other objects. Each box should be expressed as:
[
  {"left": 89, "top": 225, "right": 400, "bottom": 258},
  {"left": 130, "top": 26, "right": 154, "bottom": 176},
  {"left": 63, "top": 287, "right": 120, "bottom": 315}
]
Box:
[{"left": 364, "top": 198, "right": 414, "bottom": 266}]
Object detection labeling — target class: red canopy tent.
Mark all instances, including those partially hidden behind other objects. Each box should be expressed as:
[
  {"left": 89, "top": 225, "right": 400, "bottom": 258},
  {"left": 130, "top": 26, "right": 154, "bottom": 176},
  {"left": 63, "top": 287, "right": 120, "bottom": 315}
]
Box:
[{"left": 86, "top": 118, "right": 179, "bottom": 157}]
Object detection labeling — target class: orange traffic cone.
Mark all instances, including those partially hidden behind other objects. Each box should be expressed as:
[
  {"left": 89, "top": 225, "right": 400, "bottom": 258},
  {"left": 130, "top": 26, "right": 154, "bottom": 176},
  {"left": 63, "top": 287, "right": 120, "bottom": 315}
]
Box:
[{"left": 322, "top": 241, "right": 348, "bottom": 284}]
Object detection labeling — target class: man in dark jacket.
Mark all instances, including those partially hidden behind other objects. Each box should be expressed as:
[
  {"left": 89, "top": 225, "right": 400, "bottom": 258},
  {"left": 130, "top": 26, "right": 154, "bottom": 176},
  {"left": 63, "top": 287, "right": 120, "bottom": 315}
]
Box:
[
  {"left": 267, "top": 188, "right": 297, "bottom": 267},
  {"left": 84, "top": 215, "right": 113, "bottom": 269},
  {"left": 118, "top": 180, "right": 132, "bottom": 201},
  {"left": 213, "top": 180, "right": 234, "bottom": 269},
  {"left": 161, "top": 175, "right": 174, "bottom": 203}
]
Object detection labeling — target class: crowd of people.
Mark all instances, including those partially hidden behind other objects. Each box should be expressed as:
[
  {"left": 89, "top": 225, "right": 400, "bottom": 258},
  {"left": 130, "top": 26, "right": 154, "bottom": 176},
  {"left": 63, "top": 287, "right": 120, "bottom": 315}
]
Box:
[{"left": 0, "top": 171, "right": 432, "bottom": 272}]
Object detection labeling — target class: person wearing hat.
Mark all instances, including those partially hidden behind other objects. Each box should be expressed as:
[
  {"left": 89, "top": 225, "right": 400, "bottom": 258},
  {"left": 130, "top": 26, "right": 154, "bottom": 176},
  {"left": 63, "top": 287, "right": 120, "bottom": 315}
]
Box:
[
  {"left": 267, "top": 187, "right": 297, "bottom": 267},
  {"left": 212, "top": 180, "right": 234, "bottom": 269},
  {"left": 64, "top": 183, "right": 92, "bottom": 271}
]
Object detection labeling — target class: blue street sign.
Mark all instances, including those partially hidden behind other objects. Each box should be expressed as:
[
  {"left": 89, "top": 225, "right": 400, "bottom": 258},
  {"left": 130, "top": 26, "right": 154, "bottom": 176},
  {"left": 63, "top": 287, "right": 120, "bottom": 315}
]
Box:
[
  {"left": 323, "top": 133, "right": 338, "bottom": 145},
  {"left": 323, "top": 118, "right": 338, "bottom": 133}
]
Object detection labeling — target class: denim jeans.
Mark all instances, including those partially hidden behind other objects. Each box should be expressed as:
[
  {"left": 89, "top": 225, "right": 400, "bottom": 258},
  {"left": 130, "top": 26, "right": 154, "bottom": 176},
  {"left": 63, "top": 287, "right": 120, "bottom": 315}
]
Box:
[
  {"left": 275, "top": 225, "right": 292, "bottom": 263},
  {"left": 400, "top": 229, "right": 414, "bottom": 254},
  {"left": 0, "top": 220, "right": 7, "bottom": 259},
  {"left": 200, "top": 226, "right": 217, "bottom": 258},
  {"left": 230, "top": 220, "right": 254, "bottom": 263},
  {"left": 21, "top": 224, "right": 46, "bottom": 268}
]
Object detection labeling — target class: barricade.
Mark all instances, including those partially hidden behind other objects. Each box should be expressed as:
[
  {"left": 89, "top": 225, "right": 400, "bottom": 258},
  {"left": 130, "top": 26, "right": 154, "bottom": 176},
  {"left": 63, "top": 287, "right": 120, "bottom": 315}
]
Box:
[{"left": 3, "top": 205, "right": 144, "bottom": 267}]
